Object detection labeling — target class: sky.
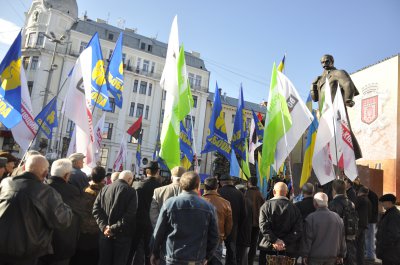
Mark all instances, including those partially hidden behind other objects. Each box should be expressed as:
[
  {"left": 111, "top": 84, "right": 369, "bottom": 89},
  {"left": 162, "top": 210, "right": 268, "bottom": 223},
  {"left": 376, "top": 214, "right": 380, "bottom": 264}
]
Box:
[{"left": 0, "top": 0, "right": 399, "bottom": 104}]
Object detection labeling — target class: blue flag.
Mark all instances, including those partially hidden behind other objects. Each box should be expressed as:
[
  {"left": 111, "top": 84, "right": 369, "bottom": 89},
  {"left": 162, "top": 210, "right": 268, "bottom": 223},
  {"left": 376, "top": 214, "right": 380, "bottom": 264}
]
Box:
[
  {"left": 34, "top": 97, "right": 58, "bottom": 139},
  {"left": 231, "top": 84, "right": 247, "bottom": 161},
  {"left": 136, "top": 131, "right": 142, "bottom": 167},
  {"left": 0, "top": 32, "right": 23, "bottom": 128},
  {"left": 180, "top": 121, "right": 193, "bottom": 162},
  {"left": 86, "top": 33, "right": 111, "bottom": 111},
  {"left": 229, "top": 150, "right": 240, "bottom": 177},
  {"left": 252, "top": 110, "right": 264, "bottom": 142},
  {"left": 202, "top": 82, "right": 231, "bottom": 161},
  {"left": 106, "top": 32, "right": 124, "bottom": 108}
]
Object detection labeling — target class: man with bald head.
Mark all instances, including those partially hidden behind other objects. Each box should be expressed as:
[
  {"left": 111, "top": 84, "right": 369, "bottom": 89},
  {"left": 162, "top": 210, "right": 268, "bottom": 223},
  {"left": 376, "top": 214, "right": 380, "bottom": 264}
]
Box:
[
  {"left": 258, "top": 182, "right": 302, "bottom": 265},
  {"left": 301, "top": 192, "right": 346, "bottom": 265},
  {"left": 0, "top": 155, "right": 73, "bottom": 264}
]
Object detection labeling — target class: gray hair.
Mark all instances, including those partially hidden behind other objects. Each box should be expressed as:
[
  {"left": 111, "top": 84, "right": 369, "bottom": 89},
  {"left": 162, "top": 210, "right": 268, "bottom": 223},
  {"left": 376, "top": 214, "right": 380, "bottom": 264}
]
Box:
[
  {"left": 119, "top": 170, "right": 133, "bottom": 182},
  {"left": 51, "top": 159, "right": 73, "bottom": 177},
  {"left": 111, "top": 171, "right": 120, "bottom": 182},
  {"left": 314, "top": 192, "right": 328, "bottom": 208}
]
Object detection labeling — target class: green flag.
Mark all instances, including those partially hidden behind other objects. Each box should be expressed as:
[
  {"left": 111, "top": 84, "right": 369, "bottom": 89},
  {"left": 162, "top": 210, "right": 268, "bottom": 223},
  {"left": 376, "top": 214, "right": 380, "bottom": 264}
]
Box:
[
  {"left": 261, "top": 63, "right": 292, "bottom": 175},
  {"left": 177, "top": 45, "right": 194, "bottom": 121},
  {"left": 240, "top": 140, "right": 251, "bottom": 180}
]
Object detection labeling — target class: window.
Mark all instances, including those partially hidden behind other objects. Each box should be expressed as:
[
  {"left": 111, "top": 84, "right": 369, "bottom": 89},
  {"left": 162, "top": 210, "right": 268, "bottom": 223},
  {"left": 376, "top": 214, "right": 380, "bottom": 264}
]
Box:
[
  {"left": 108, "top": 33, "right": 114, "bottom": 41},
  {"left": 150, "top": 62, "right": 155, "bottom": 73},
  {"left": 108, "top": 49, "right": 113, "bottom": 59},
  {"left": 136, "top": 58, "right": 141, "bottom": 71},
  {"left": 188, "top": 73, "right": 195, "bottom": 87},
  {"left": 148, "top": 83, "right": 152, "bottom": 96},
  {"left": 147, "top": 45, "right": 152, "bottom": 52},
  {"left": 129, "top": 102, "right": 135, "bottom": 117},
  {"left": 193, "top": 95, "right": 197, "bottom": 108},
  {"left": 145, "top": 106, "right": 149, "bottom": 119},
  {"left": 140, "top": 42, "right": 146, "bottom": 50},
  {"left": 139, "top": 81, "right": 147, "bottom": 94},
  {"left": 232, "top": 114, "right": 235, "bottom": 124},
  {"left": 246, "top": 117, "right": 252, "bottom": 129},
  {"left": 36, "top": 32, "right": 44, "bottom": 46},
  {"left": 79, "top": 41, "right": 88, "bottom": 53},
  {"left": 195, "top": 75, "right": 202, "bottom": 88},
  {"left": 161, "top": 109, "right": 164, "bottom": 122},
  {"left": 66, "top": 120, "right": 75, "bottom": 136},
  {"left": 27, "top": 81, "right": 34, "bottom": 96},
  {"left": 107, "top": 98, "right": 115, "bottom": 113},
  {"left": 136, "top": 104, "right": 144, "bottom": 118},
  {"left": 122, "top": 53, "right": 126, "bottom": 64},
  {"left": 103, "top": 122, "right": 113, "bottom": 139},
  {"left": 100, "top": 148, "right": 109, "bottom": 167},
  {"left": 31, "top": 56, "right": 39, "bottom": 70},
  {"left": 22, "top": 57, "right": 30, "bottom": 70},
  {"left": 185, "top": 115, "right": 195, "bottom": 129},
  {"left": 142, "top": 60, "right": 149, "bottom": 72},
  {"left": 132, "top": 80, "right": 139, "bottom": 92},
  {"left": 162, "top": 90, "right": 166, "bottom": 100},
  {"left": 27, "top": 32, "right": 35, "bottom": 46}
]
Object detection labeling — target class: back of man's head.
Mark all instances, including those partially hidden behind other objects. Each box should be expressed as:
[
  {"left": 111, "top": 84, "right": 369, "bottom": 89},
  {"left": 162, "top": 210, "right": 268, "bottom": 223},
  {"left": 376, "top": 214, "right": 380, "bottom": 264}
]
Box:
[
  {"left": 171, "top": 166, "right": 186, "bottom": 183},
  {"left": 50, "top": 159, "right": 72, "bottom": 180},
  {"left": 248, "top": 176, "right": 258, "bottom": 187},
  {"left": 180, "top": 171, "right": 200, "bottom": 192},
  {"left": 119, "top": 170, "right": 133, "bottom": 184},
  {"left": 204, "top": 177, "right": 218, "bottom": 191},
  {"left": 273, "top": 182, "right": 288, "bottom": 197},
  {"left": 332, "top": 179, "right": 346, "bottom": 195},
  {"left": 91, "top": 166, "right": 106, "bottom": 183},
  {"left": 25, "top": 155, "right": 49, "bottom": 181},
  {"left": 314, "top": 192, "right": 329, "bottom": 208},
  {"left": 358, "top": 186, "right": 369, "bottom": 195},
  {"left": 111, "top": 171, "right": 120, "bottom": 182},
  {"left": 302, "top": 183, "right": 314, "bottom": 197}
]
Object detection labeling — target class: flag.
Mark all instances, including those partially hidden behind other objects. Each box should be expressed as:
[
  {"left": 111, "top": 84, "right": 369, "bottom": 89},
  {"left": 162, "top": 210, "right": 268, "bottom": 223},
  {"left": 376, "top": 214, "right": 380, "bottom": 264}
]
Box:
[
  {"left": 230, "top": 150, "right": 240, "bottom": 178},
  {"left": 306, "top": 92, "right": 312, "bottom": 112},
  {"left": 300, "top": 110, "right": 319, "bottom": 188},
  {"left": 127, "top": 115, "right": 142, "bottom": 140},
  {"left": 0, "top": 32, "right": 23, "bottom": 128},
  {"left": 333, "top": 85, "right": 358, "bottom": 180},
  {"left": 136, "top": 131, "right": 142, "bottom": 168},
  {"left": 67, "top": 129, "right": 76, "bottom": 157},
  {"left": 312, "top": 79, "right": 336, "bottom": 185},
  {"left": 159, "top": 16, "right": 189, "bottom": 170},
  {"left": 11, "top": 63, "right": 36, "bottom": 151},
  {"left": 180, "top": 122, "right": 193, "bottom": 170},
  {"left": 257, "top": 112, "right": 263, "bottom": 123},
  {"left": 113, "top": 134, "right": 127, "bottom": 171},
  {"left": 261, "top": 63, "right": 292, "bottom": 175},
  {"left": 249, "top": 110, "right": 264, "bottom": 164},
  {"left": 34, "top": 97, "right": 58, "bottom": 139},
  {"left": 202, "top": 82, "right": 231, "bottom": 160},
  {"left": 93, "top": 113, "right": 106, "bottom": 162},
  {"left": 106, "top": 32, "right": 124, "bottom": 108},
  {"left": 86, "top": 32, "right": 111, "bottom": 111},
  {"left": 257, "top": 152, "right": 269, "bottom": 198},
  {"left": 177, "top": 45, "right": 194, "bottom": 120},
  {"left": 63, "top": 41, "right": 96, "bottom": 168},
  {"left": 273, "top": 71, "right": 313, "bottom": 170},
  {"left": 240, "top": 140, "right": 250, "bottom": 180},
  {"left": 277, "top": 54, "right": 285, "bottom": 72},
  {"left": 231, "top": 85, "right": 247, "bottom": 161}
]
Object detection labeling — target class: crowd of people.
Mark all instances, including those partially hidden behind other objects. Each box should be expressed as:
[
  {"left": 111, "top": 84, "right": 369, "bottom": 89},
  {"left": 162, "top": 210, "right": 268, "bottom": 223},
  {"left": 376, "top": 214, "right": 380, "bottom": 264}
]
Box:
[{"left": 0, "top": 151, "right": 399, "bottom": 265}]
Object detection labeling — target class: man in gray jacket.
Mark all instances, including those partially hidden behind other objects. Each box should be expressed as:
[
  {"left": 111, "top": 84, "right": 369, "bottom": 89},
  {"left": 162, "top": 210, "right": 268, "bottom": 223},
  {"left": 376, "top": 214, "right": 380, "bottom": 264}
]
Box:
[{"left": 301, "top": 192, "right": 346, "bottom": 265}]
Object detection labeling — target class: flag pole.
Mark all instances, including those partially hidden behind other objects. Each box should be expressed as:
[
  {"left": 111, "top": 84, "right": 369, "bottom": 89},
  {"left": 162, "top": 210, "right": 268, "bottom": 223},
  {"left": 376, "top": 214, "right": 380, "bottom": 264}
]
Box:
[{"left": 332, "top": 112, "right": 340, "bottom": 179}]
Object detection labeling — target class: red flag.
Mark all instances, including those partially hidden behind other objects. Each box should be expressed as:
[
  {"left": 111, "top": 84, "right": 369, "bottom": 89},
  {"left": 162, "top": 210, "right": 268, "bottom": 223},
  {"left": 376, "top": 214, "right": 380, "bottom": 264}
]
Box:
[
  {"left": 257, "top": 112, "right": 263, "bottom": 122},
  {"left": 127, "top": 115, "right": 142, "bottom": 140}
]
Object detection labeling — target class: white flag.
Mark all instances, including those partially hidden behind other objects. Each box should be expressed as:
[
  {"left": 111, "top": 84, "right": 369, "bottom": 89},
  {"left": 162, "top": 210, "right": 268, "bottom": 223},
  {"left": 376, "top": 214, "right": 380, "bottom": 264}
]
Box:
[
  {"left": 63, "top": 46, "right": 95, "bottom": 168},
  {"left": 11, "top": 66, "right": 37, "bottom": 152},
  {"left": 248, "top": 116, "right": 261, "bottom": 164},
  {"left": 312, "top": 79, "right": 336, "bottom": 185},
  {"left": 113, "top": 134, "right": 127, "bottom": 171},
  {"left": 273, "top": 71, "right": 313, "bottom": 170},
  {"left": 93, "top": 113, "right": 106, "bottom": 162},
  {"left": 332, "top": 85, "right": 358, "bottom": 180}
]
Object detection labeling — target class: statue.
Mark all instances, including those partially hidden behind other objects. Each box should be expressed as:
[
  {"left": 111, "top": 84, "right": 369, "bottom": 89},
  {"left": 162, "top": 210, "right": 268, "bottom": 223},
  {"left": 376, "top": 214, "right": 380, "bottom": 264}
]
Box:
[{"left": 311, "top": 54, "right": 362, "bottom": 159}]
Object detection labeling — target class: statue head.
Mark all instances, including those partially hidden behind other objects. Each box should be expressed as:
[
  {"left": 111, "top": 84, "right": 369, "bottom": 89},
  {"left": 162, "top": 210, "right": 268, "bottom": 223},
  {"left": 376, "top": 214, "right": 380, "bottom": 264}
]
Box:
[{"left": 320, "top": 54, "right": 334, "bottom": 70}]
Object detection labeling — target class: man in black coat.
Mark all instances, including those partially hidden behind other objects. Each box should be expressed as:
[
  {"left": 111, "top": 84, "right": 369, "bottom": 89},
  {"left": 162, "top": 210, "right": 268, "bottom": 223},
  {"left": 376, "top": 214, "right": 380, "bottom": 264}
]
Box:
[
  {"left": 40, "top": 159, "right": 85, "bottom": 265},
  {"left": 376, "top": 194, "right": 400, "bottom": 265},
  {"left": 68, "top": 153, "right": 89, "bottom": 193},
  {"left": 365, "top": 187, "right": 379, "bottom": 260},
  {"left": 295, "top": 183, "right": 315, "bottom": 220},
  {"left": 355, "top": 186, "right": 371, "bottom": 265},
  {"left": 218, "top": 175, "right": 246, "bottom": 265},
  {"left": 93, "top": 170, "right": 137, "bottom": 265},
  {"left": 130, "top": 161, "right": 162, "bottom": 265},
  {"left": 0, "top": 155, "right": 72, "bottom": 265}
]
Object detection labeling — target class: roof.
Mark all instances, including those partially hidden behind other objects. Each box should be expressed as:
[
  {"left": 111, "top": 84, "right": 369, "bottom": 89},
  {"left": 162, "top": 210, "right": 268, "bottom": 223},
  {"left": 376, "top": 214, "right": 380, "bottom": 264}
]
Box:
[
  {"left": 208, "top": 92, "right": 266, "bottom": 113},
  {"left": 351, "top": 53, "right": 399, "bottom": 75},
  {"left": 71, "top": 19, "right": 208, "bottom": 71}
]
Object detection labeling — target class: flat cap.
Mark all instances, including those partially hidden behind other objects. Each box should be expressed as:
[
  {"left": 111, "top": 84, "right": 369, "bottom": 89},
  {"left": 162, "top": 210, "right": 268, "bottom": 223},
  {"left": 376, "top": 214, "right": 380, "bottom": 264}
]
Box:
[
  {"left": 379, "top": 194, "right": 396, "bottom": 203},
  {"left": 68, "top": 153, "right": 86, "bottom": 162}
]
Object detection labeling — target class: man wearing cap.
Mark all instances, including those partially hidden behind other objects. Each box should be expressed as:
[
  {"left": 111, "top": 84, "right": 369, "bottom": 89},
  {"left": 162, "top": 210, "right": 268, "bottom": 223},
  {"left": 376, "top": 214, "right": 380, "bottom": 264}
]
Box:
[
  {"left": 295, "top": 183, "right": 316, "bottom": 220},
  {"left": 203, "top": 177, "right": 233, "bottom": 265},
  {"left": 301, "top": 192, "right": 346, "bottom": 265},
  {"left": 218, "top": 174, "right": 246, "bottom": 265},
  {"left": 149, "top": 166, "right": 186, "bottom": 228},
  {"left": 0, "top": 151, "right": 18, "bottom": 180},
  {"left": 130, "top": 161, "right": 162, "bottom": 265},
  {"left": 376, "top": 194, "right": 400, "bottom": 265},
  {"left": 68, "top": 153, "right": 89, "bottom": 193}
]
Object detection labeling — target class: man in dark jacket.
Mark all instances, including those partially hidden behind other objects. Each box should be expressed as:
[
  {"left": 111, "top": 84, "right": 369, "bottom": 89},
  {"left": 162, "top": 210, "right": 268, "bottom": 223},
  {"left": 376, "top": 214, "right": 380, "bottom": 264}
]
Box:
[
  {"left": 0, "top": 155, "right": 73, "bottom": 265},
  {"left": 130, "top": 161, "right": 162, "bottom": 265},
  {"left": 93, "top": 170, "right": 137, "bottom": 265},
  {"left": 355, "top": 186, "right": 371, "bottom": 265},
  {"left": 344, "top": 178, "right": 357, "bottom": 204},
  {"left": 40, "top": 158, "right": 84, "bottom": 265},
  {"left": 365, "top": 187, "right": 379, "bottom": 260},
  {"left": 295, "top": 183, "right": 315, "bottom": 220},
  {"left": 218, "top": 175, "right": 246, "bottom": 265},
  {"left": 376, "top": 194, "right": 400, "bottom": 265},
  {"left": 258, "top": 182, "right": 302, "bottom": 265},
  {"left": 329, "top": 179, "right": 357, "bottom": 265},
  {"left": 244, "top": 177, "right": 264, "bottom": 265},
  {"left": 68, "top": 153, "right": 89, "bottom": 193}
]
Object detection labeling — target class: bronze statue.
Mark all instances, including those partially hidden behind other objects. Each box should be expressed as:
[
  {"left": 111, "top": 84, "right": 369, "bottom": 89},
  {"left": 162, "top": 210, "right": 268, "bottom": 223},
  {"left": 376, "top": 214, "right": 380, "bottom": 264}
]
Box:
[{"left": 311, "top": 54, "right": 362, "bottom": 159}]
